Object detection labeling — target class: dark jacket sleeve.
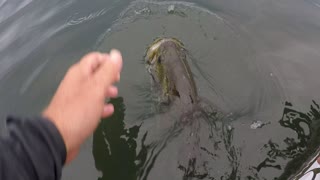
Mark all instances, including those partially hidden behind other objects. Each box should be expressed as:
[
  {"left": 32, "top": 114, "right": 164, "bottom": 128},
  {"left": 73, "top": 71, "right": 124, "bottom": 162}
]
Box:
[{"left": 0, "top": 116, "right": 66, "bottom": 180}]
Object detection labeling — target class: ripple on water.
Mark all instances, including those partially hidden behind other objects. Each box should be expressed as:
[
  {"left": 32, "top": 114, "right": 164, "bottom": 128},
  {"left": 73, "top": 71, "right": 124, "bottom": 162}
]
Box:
[
  {"left": 95, "top": 0, "right": 287, "bottom": 115},
  {"left": 305, "top": 0, "right": 320, "bottom": 8},
  {"left": 92, "top": 0, "right": 296, "bottom": 179},
  {"left": 0, "top": 0, "right": 33, "bottom": 23}
]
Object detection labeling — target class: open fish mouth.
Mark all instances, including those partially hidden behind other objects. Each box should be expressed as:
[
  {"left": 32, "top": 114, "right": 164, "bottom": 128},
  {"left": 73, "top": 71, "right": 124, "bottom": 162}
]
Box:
[{"left": 146, "top": 37, "right": 185, "bottom": 65}]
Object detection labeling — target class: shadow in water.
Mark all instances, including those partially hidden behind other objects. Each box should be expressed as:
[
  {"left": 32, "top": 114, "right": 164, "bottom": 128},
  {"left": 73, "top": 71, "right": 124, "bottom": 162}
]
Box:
[
  {"left": 92, "top": 97, "right": 147, "bottom": 180},
  {"left": 92, "top": 96, "right": 238, "bottom": 180},
  {"left": 252, "top": 101, "right": 320, "bottom": 179},
  {"left": 93, "top": 98, "right": 320, "bottom": 179}
]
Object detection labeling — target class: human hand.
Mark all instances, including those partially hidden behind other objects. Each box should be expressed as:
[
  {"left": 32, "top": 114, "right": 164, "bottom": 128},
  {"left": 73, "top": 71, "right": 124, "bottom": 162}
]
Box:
[{"left": 42, "top": 50, "right": 123, "bottom": 164}]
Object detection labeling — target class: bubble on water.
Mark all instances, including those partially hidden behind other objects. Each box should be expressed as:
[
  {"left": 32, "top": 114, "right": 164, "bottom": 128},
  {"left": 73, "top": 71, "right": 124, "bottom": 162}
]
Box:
[
  {"left": 134, "top": 160, "right": 142, "bottom": 165},
  {"left": 250, "top": 120, "right": 263, "bottom": 129},
  {"left": 168, "top": 5, "right": 175, "bottom": 13},
  {"left": 134, "top": 7, "right": 151, "bottom": 15}
]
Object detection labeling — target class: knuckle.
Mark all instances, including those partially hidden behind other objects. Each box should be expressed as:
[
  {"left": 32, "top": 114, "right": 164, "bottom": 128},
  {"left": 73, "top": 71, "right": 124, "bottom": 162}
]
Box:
[{"left": 82, "top": 52, "right": 102, "bottom": 61}]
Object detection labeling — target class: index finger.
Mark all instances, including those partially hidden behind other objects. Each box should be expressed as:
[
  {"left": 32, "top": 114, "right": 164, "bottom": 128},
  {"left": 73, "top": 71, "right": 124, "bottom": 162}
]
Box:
[{"left": 94, "top": 49, "right": 123, "bottom": 89}]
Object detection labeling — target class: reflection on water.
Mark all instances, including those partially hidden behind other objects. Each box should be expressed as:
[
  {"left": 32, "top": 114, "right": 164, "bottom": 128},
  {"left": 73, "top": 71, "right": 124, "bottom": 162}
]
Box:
[
  {"left": 93, "top": 97, "right": 146, "bottom": 180},
  {"left": 1, "top": 0, "right": 320, "bottom": 179},
  {"left": 0, "top": 0, "right": 32, "bottom": 22},
  {"left": 92, "top": 1, "right": 320, "bottom": 179},
  {"left": 93, "top": 98, "right": 320, "bottom": 179},
  {"left": 270, "top": 101, "right": 320, "bottom": 179},
  {"left": 93, "top": 97, "right": 238, "bottom": 179}
]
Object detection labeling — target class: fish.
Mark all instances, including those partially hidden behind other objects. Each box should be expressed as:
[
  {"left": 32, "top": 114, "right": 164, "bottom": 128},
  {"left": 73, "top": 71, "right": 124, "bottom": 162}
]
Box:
[{"left": 145, "top": 37, "right": 199, "bottom": 110}]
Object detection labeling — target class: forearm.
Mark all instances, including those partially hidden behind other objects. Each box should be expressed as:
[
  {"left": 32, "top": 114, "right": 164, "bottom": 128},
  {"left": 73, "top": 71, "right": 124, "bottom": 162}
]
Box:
[{"left": 0, "top": 116, "right": 66, "bottom": 180}]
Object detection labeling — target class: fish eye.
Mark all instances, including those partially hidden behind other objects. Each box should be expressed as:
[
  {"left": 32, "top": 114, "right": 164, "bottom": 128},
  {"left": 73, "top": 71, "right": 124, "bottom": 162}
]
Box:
[{"left": 157, "top": 56, "right": 162, "bottom": 64}]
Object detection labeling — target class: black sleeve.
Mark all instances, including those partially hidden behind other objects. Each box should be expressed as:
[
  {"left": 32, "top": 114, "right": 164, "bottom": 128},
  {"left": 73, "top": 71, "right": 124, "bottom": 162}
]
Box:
[{"left": 0, "top": 116, "right": 66, "bottom": 180}]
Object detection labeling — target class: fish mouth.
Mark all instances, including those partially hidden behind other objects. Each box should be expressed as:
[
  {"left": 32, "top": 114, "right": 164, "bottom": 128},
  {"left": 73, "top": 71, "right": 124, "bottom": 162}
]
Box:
[{"left": 146, "top": 37, "right": 185, "bottom": 66}]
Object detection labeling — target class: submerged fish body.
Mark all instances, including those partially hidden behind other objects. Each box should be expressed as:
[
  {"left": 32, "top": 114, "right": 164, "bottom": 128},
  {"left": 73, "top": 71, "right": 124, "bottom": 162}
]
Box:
[
  {"left": 143, "top": 38, "right": 227, "bottom": 179},
  {"left": 146, "top": 38, "right": 198, "bottom": 109}
]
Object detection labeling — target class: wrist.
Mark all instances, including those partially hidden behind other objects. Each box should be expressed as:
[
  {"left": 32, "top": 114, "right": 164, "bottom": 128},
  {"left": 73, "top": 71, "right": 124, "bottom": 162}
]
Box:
[{"left": 42, "top": 109, "right": 69, "bottom": 164}]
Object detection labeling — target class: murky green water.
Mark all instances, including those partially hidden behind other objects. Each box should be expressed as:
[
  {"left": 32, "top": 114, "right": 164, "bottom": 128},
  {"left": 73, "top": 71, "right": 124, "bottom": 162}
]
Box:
[{"left": 1, "top": 0, "right": 320, "bottom": 179}]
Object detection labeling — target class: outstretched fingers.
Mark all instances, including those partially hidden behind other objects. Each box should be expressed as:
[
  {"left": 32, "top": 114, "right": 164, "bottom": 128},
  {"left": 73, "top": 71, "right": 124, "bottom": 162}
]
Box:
[
  {"left": 102, "top": 104, "right": 114, "bottom": 118},
  {"left": 105, "top": 85, "right": 118, "bottom": 98}
]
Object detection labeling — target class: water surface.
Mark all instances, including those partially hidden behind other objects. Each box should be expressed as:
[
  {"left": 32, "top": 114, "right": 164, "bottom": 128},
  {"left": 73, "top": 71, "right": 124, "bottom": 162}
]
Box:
[{"left": 1, "top": 0, "right": 320, "bottom": 179}]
